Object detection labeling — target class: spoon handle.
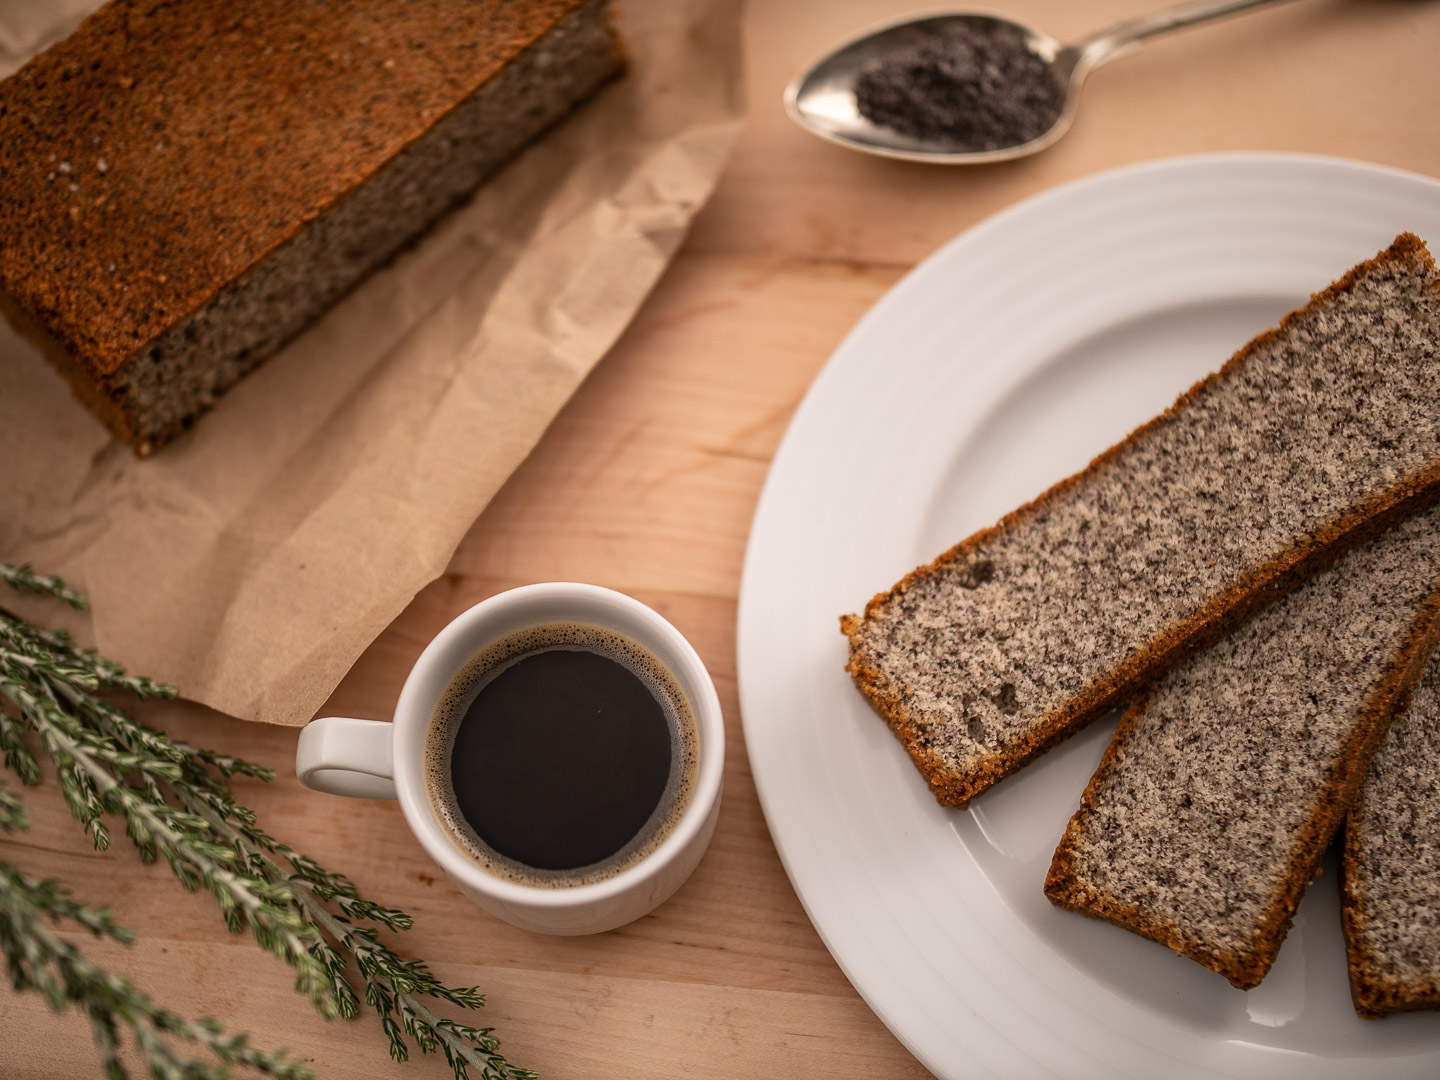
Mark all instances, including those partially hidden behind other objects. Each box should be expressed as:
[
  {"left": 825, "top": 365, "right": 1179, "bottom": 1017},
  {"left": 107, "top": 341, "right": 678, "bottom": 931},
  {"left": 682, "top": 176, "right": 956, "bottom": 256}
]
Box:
[{"left": 1079, "top": 0, "right": 1299, "bottom": 67}]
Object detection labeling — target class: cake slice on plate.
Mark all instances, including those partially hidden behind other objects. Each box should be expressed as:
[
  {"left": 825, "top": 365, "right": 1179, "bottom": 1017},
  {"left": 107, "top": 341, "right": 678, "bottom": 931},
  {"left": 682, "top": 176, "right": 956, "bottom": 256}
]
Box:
[
  {"left": 1045, "top": 502, "right": 1440, "bottom": 989},
  {"left": 1342, "top": 645, "right": 1440, "bottom": 1017},
  {"left": 842, "top": 234, "right": 1440, "bottom": 808}
]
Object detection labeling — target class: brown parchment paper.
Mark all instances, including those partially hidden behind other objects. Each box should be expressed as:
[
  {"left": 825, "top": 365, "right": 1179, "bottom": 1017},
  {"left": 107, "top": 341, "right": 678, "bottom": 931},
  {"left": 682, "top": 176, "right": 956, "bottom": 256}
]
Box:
[{"left": 0, "top": 0, "right": 744, "bottom": 725}]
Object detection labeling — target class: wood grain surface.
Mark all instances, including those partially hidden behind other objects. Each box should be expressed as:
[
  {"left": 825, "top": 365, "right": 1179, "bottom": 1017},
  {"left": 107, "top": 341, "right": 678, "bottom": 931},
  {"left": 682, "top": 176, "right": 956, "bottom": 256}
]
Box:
[{"left": 4, "top": 1, "right": 1440, "bottom": 1077}]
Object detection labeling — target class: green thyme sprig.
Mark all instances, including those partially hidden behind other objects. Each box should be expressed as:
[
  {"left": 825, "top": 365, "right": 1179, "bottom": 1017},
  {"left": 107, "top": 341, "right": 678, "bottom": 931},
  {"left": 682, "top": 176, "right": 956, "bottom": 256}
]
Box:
[
  {"left": 0, "top": 563, "right": 89, "bottom": 610},
  {"left": 0, "top": 566, "right": 534, "bottom": 1079},
  {"left": 141, "top": 729, "right": 536, "bottom": 1080},
  {"left": 0, "top": 618, "right": 324, "bottom": 993},
  {"left": 0, "top": 780, "right": 28, "bottom": 830},
  {"left": 0, "top": 864, "right": 310, "bottom": 1080}
]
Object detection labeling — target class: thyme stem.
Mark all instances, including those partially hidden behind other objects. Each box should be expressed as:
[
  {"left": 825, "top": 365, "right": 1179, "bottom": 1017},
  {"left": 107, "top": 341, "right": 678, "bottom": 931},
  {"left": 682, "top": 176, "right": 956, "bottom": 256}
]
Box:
[{"left": 0, "top": 565, "right": 533, "bottom": 1079}]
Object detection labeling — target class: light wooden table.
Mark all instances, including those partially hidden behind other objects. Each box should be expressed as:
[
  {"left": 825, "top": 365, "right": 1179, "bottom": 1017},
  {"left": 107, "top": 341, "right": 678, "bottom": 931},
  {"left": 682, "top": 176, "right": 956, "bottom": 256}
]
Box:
[{"left": 5, "top": 2, "right": 1440, "bottom": 1077}]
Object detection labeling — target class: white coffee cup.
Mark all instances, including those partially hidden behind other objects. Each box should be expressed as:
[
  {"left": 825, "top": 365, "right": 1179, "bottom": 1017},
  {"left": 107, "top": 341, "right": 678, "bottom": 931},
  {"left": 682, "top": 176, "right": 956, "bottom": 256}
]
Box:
[{"left": 295, "top": 582, "right": 724, "bottom": 935}]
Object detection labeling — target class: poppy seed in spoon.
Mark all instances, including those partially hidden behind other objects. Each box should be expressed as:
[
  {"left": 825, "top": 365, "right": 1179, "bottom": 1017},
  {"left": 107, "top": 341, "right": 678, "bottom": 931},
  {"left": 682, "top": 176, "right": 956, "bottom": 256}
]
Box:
[{"left": 853, "top": 23, "right": 1064, "bottom": 151}]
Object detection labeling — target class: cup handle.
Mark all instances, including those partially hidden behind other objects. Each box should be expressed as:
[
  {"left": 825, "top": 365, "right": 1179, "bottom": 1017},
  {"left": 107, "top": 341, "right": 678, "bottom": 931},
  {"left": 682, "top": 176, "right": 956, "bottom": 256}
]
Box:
[{"left": 296, "top": 716, "right": 397, "bottom": 800}]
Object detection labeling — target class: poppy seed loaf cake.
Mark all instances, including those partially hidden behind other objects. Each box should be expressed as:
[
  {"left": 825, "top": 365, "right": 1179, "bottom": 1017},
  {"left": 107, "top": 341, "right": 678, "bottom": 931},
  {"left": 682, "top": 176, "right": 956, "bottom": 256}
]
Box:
[
  {"left": 1342, "top": 649, "right": 1440, "bottom": 1018},
  {"left": 841, "top": 234, "right": 1440, "bottom": 808},
  {"left": 0, "top": 0, "right": 622, "bottom": 453},
  {"left": 1043, "top": 503, "right": 1440, "bottom": 989}
]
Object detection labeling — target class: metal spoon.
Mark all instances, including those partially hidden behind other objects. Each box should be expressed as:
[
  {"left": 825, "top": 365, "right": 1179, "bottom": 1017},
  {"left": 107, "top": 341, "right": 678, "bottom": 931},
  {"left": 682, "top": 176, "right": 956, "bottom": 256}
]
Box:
[{"left": 785, "top": 0, "right": 1297, "bottom": 164}]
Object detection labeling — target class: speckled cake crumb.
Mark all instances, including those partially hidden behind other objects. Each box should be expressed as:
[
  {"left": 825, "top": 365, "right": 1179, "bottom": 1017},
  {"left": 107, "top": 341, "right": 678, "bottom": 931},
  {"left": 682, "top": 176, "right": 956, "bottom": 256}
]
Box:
[
  {"left": 1342, "top": 649, "right": 1440, "bottom": 1017},
  {"left": 842, "top": 234, "right": 1440, "bottom": 808},
  {"left": 1043, "top": 501, "right": 1440, "bottom": 988}
]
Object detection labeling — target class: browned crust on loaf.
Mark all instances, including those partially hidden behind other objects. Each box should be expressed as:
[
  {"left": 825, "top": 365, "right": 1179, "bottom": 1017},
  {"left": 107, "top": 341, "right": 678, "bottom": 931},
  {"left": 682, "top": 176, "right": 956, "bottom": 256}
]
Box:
[
  {"left": 842, "top": 233, "right": 1440, "bottom": 809},
  {"left": 1043, "top": 584, "right": 1440, "bottom": 989},
  {"left": 0, "top": 0, "right": 601, "bottom": 380},
  {"left": 1341, "top": 788, "right": 1440, "bottom": 1018}
]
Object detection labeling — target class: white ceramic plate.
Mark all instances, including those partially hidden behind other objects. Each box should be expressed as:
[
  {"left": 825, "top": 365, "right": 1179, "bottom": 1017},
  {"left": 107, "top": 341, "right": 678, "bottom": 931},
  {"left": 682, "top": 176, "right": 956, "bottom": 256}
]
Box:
[{"left": 736, "top": 154, "right": 1440, "bottom": 1079}]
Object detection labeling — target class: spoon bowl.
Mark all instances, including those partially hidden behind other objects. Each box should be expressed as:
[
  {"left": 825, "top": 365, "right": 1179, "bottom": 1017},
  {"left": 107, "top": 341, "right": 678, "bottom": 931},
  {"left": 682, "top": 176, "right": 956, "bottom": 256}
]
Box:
[
  {"left": 785, "top": 0, "right": 1294, "bottom": 164},
  {"left": 784, "top": 13, "right": 1081, "bottom": 165}
]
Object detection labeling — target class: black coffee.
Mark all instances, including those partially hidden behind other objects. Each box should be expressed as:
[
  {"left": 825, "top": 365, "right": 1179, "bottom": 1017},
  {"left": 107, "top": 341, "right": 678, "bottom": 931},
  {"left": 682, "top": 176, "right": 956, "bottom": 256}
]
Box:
[{"left": 425, "top": 623, "right": 697, "bottom": 887}]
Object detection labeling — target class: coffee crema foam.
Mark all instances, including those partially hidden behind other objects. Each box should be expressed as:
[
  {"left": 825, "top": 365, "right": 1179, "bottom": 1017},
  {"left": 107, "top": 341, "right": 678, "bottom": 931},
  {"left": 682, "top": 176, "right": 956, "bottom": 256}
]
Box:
[{"left": 423, "top": 622, "right": 699, "bottom": 888}]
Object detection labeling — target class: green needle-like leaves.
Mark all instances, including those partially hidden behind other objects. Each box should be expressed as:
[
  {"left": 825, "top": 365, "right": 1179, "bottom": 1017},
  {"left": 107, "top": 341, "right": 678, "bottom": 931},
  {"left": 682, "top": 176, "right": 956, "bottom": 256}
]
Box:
[
  {"left": 0, "top": 564, "right": 89, "bottom": 610},
  {"left": 0, "top": 566, "right": 533, "bottom": 1080},
  {"left": 0, "top": 864, "right": 310, "bottom": 1080}
]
